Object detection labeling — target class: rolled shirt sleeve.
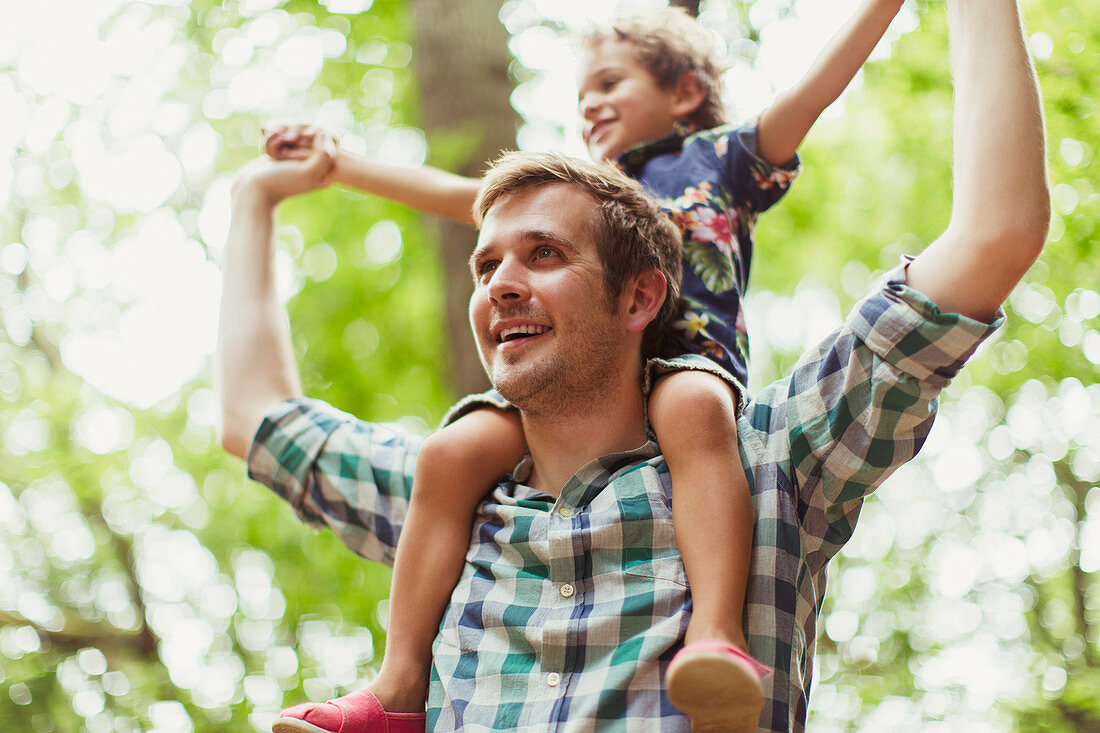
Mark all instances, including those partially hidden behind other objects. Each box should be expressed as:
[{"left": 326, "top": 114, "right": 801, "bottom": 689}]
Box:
[
  {"left": 772, "top": 261, "right": 1002, "bottom": 571},
  {"left": 247, "top": 398, "right": 420, "bottom": 566}
]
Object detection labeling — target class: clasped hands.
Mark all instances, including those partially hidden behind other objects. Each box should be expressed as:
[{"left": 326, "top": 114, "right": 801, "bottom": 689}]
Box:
[{"left": 232, "top": 124, "right": 339, "bottom": 205}]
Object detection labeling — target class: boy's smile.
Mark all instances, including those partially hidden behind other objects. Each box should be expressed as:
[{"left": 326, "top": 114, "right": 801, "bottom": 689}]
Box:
[{"left": 578, "top": 40, "right": 687, "bottom": 162}]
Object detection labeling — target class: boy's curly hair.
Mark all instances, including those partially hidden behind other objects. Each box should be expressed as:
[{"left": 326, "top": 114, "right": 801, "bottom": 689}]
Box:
[{"left": 580, "top": 7, "right": 728, "bottom": 130}]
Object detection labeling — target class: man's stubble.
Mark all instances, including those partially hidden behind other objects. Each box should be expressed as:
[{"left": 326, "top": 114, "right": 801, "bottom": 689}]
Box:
[{"left": 489, "top": 300, "right": 626, "bottom": 422}]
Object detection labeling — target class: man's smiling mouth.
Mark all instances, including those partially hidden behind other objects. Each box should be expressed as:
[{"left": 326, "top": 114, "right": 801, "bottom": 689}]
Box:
[{"left": 497, "top": 324, "right": 552, "bottom": 343}]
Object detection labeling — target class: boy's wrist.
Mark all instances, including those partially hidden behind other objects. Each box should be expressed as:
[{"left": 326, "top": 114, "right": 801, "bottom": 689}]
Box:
[{"left": 331, "top": 146, "right": 366, "bottom": 185}]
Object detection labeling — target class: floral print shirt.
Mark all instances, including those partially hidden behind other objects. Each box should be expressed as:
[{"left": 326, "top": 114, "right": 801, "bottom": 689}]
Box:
[{"left": 617, "top": 122, "right": 800, "bottom": 390}]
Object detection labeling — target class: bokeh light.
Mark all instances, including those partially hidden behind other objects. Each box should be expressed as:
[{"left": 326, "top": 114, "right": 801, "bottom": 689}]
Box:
[{"left": 1, "top": 0, "right": 1095, "bottom": 731}]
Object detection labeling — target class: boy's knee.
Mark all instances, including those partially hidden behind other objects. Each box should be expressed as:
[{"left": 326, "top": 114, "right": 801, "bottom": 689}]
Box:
[
  {"left": 418, "top": 428, "right": 466, "bottom": 468},
  {"left": 650, "top": 369, "right": 740, "bottom": 435},
  {"left": 414, "top": 407, "right": 525, "bottom": 493}
]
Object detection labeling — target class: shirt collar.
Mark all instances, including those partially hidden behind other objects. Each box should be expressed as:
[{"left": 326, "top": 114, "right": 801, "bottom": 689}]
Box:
[
  {"left": 509, "top": 439, "right": 662, "bottom": 506},
  {"left": 615, "top": 120, "right": 697, "bottom": 176}
]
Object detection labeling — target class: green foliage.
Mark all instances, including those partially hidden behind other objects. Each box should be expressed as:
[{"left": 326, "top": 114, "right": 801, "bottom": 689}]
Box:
[
  {"left": 0, "top": 0, "right": 448, "bottom": 730},
  {"left": 750, "top": 0, "right": 1099, "bottom": 728},
  {"left": 0, "top": 0, "right": 1095, "bottom": 731}
]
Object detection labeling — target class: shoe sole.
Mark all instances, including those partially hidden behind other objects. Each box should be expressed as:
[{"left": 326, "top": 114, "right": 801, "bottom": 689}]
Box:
[
  {"left": 272, "top": 718, "right": 332, "bottom": 733},
  {"left": 667, "top": 651, "right": 764, "bottom": 732}
]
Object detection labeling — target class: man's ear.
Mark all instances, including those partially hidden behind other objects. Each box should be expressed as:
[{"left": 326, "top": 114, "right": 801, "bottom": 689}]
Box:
[
  {"left": 671, "top": 72, "right": 706, "bottom": 120},
  {"left": 623, "top": 270, "right": 668, "bottom": 335}
]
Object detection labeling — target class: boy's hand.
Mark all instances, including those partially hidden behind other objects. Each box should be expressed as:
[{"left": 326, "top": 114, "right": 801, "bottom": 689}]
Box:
[{"left": 262, "top": 122, "right": 339, "bottom": 162}]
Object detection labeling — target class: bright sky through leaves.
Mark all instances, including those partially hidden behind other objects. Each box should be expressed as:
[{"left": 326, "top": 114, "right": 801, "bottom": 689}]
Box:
[
  {"left": 2, "top": 0, "right": 1097, "bottom": 729},
  {"left": 3, "top": 0, "right": 903, "bottom": 408}
]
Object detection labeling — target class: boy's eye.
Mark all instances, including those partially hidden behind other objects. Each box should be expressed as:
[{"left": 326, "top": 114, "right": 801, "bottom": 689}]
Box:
[
  {"left": 477, "top": 261, "right": 499, "bottom": 278},
  {"left": 535, "top": 246, "right": 557, "bottom": 259}
]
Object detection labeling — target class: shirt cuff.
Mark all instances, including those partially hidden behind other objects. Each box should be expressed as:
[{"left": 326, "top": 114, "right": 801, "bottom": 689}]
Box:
[
  {"left": 851, "top": 259, "right": 1004, "bottom": 387},
  {"left": 737, "top": 122, "right": 800, "bottom": 175},
  {"left": 246, "top": 397, "right": 355, "bottom": 523}
]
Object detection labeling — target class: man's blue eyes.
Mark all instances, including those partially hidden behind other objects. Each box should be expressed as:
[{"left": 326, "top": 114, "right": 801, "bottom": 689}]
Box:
[{"left": 478, "top": 248, "right": 558, "bottom": 277}]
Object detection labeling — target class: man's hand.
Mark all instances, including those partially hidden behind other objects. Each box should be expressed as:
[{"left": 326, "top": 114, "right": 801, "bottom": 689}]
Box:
[
  {"left": 262, "top": 122, "right": 337, "bottom": 161},
  {"left": 235, "top": 126, "right": 338, "bottom": 206}
]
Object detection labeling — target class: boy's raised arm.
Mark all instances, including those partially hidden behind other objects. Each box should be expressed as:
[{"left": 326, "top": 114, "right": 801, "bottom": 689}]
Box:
[
  {"left": 905, "top": 0, "right": 1049, "bottom": 321},
  {"left": 265, "top": 124, "right": 482, "bottom": 225},
  {"left": 216, "top": 133, "right": 337, "bottom": 458},
  {"left": 334, "top": 152, "right": 482, "bottom": 225},
  {"left": 756, "top": 0, "right": 904, "bottom": 166}
]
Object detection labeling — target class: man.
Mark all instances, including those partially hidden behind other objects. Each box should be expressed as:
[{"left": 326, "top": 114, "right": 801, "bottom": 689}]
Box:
[{"left": 216, "top": 0, "right": 1048, "bottom": 729}]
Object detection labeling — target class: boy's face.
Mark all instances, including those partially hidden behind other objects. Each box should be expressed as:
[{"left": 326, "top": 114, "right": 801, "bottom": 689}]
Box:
[{"left": 578, "top": 40, "right": 683, "bottom": 162}]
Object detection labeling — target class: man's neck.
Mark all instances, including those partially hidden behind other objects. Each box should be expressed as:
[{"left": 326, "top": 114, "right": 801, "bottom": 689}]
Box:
[{"left": 519, "top": 376, "right": 649, "bottom": 497}]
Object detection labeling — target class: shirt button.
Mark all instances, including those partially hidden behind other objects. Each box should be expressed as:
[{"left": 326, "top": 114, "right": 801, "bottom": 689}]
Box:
[
  {"left": 558, "top": 507, "right": 573, "bottom": 518},
  {"left": 560, "top": 583, "right": 575, "bottom": 598},
  {"left": 546, "top": 672, "right": 561, "bottom": 687}
]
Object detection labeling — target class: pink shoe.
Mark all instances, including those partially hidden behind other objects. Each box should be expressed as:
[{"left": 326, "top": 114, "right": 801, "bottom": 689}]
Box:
[
  {"left": 666, "top": 639, "right": 770, "bottom": 733},
  {"left": 272, "top": 689, "right": 426, "bottom": 733}
]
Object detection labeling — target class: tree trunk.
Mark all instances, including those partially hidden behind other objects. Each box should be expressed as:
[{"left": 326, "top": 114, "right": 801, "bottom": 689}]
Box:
[{"left": 411, "top": 0, "right": 517, "bottom": 397}]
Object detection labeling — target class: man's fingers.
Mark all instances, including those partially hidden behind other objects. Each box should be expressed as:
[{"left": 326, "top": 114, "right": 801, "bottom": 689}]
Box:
[
  {"left": 265, "top": 132, "right": 312, "bottom": 161},
  {"left": 319, "top": 130, "right": 339, "bottom": 158},
  {"left": 302, "top": 131, "right": 337, "bottom": 183},
  {"left": 264, "top": 132, "right": 285, "bottom": 159},
  {"left": 298, "top": 125, "right": 321, "bottom": 151},
  {"left": 318, "top": 135, "right": 339, "bottom": 186},
  {"left": 284, "top": 149, "right": 313, "bottom": 161},
  {"left": 257, "top": 123, "right": 339, "bottom": 187}
]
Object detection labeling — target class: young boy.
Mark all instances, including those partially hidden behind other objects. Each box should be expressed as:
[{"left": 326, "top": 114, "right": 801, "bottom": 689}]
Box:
[{"left": 270, "top": 2, "right": 903, "bottom": 731}]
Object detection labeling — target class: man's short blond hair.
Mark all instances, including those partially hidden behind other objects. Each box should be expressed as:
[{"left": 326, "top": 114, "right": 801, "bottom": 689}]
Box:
[
  {"left": 474, "top": 151, "right": 682, "bottom": 358},
  {"left": 580, "top": 7, "right": 728, "bottom": 130}
]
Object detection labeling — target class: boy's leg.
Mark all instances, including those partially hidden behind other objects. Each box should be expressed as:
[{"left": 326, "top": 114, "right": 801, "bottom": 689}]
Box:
[
  {"left": 371, "top": 407, "right": 525, "bottom": 710},
  {"left": 648, "top": 369, "right": 766, "bottom": 733},
  {"left": 273, "top": 407, "right": 525, "bottom": 732},
  {"left": 650, "top": 369, "right": 752, "bottom": 649}
]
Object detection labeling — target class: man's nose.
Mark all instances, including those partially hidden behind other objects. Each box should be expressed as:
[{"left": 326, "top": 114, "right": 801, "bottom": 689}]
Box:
[{"left": 487, "top": 258, "right": 530, "bottom": 304}]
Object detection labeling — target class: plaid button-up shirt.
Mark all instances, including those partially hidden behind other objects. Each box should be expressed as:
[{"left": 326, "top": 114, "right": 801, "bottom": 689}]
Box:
[{"left": 248, "top": 265, "right": 1000, "bottom": 732}]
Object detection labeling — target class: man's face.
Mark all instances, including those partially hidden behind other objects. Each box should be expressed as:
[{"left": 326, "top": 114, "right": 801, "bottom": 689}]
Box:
[
  {"left": 578, "top": 40, "right": 681, "bottom": 162},
  {"left": 469, "top": 183, "right": 630, "bottom": 413}
]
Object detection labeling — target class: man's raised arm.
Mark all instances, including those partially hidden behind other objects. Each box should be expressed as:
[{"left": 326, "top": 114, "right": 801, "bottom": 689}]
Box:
[
  {"left": 775, "top": 0, "right": 1049, "bottom": 568},
  {"left": 906, "top": 0, "right": 1050, "bottom": 321},
  {"left": 216, "top": 131, "right": 337, "bottom": 458}
]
